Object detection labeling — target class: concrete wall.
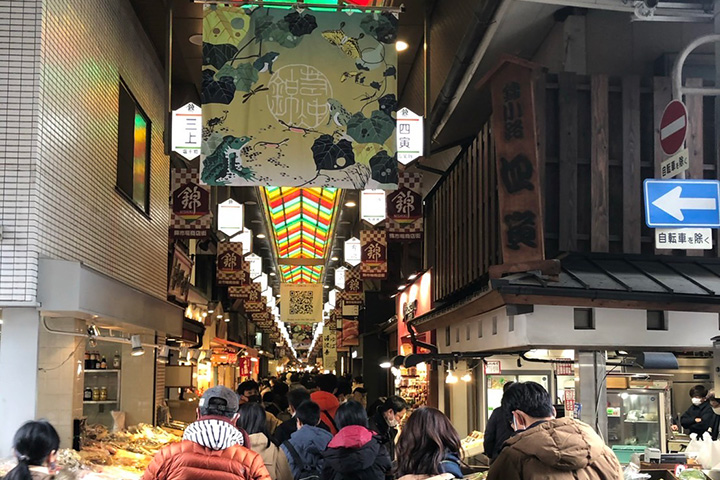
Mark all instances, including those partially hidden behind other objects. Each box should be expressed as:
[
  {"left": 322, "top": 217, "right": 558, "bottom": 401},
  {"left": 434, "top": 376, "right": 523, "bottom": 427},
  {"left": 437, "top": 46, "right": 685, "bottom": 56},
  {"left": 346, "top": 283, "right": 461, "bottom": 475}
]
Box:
[{"left": 35, "top": 0, "right": 169, "bottom": 300}]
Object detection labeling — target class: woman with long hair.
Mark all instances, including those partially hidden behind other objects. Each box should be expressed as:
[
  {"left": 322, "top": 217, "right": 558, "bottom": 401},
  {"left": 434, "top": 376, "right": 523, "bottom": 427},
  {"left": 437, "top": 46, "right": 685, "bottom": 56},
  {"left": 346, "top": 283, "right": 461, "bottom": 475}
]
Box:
[
  {"left": 4, "top": 420, "right": 66, "bottom": 480},
  {"left": 395, "top": 407, "right": 464, "bottom": 480},
  {"left": 237, "top": 402, "right": 293, "bottom": 480},
  {"left": 321, "top": 400, "right": 391, "bottom": 480}
]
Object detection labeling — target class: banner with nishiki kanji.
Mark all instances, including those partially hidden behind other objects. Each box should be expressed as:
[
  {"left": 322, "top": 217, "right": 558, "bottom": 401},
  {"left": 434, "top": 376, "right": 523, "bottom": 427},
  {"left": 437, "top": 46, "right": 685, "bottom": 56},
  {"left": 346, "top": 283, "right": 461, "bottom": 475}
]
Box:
[
  {"left": 217, "top": 243, "right": 250, "bottom": 285},
  {"left": 200, "top": 6, "right": 399, "bottom": 189},
  {"left": 171, "top": 168, "right": 211, "bottom": 238},
  {"left": 280, "top": 282, "right": 324, "bottom": 324},
  {"left": 387, "top": 171, "right": 423, "bottom": 241},
  {"left": 360, "top": 230, "right": 387, "bottom": 279},
  {"left": 344, "top": 266, "right": 364, "bottom": 306}
]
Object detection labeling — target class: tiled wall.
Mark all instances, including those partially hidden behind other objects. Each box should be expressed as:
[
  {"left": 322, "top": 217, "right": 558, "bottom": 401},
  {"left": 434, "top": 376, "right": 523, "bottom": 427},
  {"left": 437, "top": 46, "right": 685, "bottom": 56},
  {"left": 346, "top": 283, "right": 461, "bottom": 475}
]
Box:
[
  {"left": 32, "top": 0, "right": 170, "bottom": 299},
  {"left": 0, "top": 1, "right": 43, "bottom": 303}
]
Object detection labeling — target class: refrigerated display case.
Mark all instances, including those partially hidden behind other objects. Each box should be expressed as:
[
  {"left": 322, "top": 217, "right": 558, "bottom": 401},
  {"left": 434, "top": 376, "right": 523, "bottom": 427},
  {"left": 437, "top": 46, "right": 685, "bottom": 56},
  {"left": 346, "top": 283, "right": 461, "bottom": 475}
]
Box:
[{"left": 607, "top": 389, "right": 667, "bottom": 451}]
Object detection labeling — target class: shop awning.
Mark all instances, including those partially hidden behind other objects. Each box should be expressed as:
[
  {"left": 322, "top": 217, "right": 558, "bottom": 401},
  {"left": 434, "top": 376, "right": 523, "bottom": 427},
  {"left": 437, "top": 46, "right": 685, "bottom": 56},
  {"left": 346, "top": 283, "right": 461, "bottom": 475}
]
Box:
[
  {"left": 410, "top": 253, "right": 720, "bottom": 333},
  {"left": 212, "top": 337, "right": 259, "bottom": 357}
]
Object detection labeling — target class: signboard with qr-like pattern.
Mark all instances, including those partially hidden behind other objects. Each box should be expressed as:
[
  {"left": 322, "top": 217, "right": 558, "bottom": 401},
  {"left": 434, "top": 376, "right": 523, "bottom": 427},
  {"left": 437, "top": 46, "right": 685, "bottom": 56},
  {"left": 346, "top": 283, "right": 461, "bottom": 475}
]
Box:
[{"left": 280, "top": 282, "right": 323, "bottom": 324}]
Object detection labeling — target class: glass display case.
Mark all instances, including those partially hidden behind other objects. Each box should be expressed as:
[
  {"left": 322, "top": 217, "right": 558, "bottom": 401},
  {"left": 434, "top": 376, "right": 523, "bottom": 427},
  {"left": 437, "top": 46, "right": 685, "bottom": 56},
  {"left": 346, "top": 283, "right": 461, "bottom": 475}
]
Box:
[{"left": 607, "top": 389, "right": 667, "bottom": 451}]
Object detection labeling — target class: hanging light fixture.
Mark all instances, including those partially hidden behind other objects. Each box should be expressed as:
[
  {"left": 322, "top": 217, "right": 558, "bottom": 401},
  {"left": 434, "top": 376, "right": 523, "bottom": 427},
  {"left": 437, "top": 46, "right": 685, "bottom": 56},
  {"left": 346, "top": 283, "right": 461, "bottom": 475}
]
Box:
[
  {"left": 461, "top": 371, "right": 472, "bottom": 382},
  {"left": 189, "top": 349, "right": 201, "bottom": 365},
  {"left": 180, "top": 346, "right": 189, "bottom": 362},
  {"left": 157, "top": 345, "right": 170, "bottom": 364},
  {"left": 379, "top": 357, "right": 392, "bottom": 369},
  {"left": 446, "top": 369, "right": 458, "bottom": 384},
  {"left": 131, "top": 335, "right": 145, "bottom": 357}
]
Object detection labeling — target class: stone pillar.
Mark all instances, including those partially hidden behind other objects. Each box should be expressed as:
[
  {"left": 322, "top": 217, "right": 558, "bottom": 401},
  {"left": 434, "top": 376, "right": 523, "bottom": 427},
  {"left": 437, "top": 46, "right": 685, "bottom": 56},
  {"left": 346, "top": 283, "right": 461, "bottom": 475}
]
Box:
[
  {"left": 0, "top": 308, "right": 41, "bottom": 456},
  {"left": 577, "top": 350, "right": 608, "bottom": 438}
]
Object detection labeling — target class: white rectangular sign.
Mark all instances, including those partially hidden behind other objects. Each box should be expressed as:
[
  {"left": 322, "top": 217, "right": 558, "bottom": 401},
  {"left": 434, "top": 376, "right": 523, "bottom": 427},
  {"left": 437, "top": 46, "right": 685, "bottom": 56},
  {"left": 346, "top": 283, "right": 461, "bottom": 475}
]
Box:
[
  {"left": 655, "top": 227, "right": 712, "bottom": 249},
  {"left": 360, "top": 189, "right": 386, "bottom": 225},
  {"left": 172, "top": 102, "right": 202, "bottom": 160},
  {"left": 660, "top": 148, "right": 689, "bottom": 179},
  {"left": 396, "top": 108, "right": 423, "bottom": 164},
  {"left": 218, "top": 199, "right": 244, "bottom": 237},
  {"left": 484, "top": 360, "right": 502, "bottom": 375}
]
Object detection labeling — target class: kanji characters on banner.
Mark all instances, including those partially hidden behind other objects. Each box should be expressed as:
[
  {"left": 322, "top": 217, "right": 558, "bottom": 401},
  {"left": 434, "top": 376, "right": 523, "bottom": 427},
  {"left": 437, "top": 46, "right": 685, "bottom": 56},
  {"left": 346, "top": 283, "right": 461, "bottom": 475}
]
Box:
[
  {"left": 201, "top": 6, "right": 399, "bottom": 190},
  {"left": 217, "top": 243, "right": 250, "bottom": 285},
  {"left": 387, "top": 172, "right": 423, "bottom": 241},
  {"left": 323, "top": 324, "right": 337, "bottom": 370},
  {"left": 360, "top": 230, "right": 388, "bottom": 279},
  {"left": 229, "top": 284, "right": 254, "bottom": 300},
  {"left": 280, "top": 282, "right": 324, "bottom": 324},
  {"left": 171, "top": 168, "right": 211, "bottom": 238},
  {"left": 344, "top": 266, "right": 364, "bottom": 306}
]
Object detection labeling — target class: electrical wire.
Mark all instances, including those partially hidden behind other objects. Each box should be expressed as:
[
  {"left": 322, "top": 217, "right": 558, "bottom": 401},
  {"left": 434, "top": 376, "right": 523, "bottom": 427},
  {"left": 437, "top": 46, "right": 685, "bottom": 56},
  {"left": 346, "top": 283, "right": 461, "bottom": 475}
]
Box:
[{"left": 37, "top": 340, "right": 85, "bottom": 373}]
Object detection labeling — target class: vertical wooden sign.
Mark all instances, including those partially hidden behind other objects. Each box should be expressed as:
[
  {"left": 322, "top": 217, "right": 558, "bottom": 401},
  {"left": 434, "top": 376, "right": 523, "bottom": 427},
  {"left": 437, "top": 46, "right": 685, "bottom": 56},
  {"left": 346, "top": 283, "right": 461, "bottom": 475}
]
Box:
[{"left": 489, "top": 58, "right": 545, "bottom": 267}]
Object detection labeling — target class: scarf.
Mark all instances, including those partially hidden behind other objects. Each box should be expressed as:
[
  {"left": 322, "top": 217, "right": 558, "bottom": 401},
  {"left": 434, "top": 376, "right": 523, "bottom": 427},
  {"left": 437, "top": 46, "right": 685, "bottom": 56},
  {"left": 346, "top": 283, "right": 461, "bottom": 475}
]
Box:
[{"left": 183, "top": 418, "right": 245, "bottom": 451}]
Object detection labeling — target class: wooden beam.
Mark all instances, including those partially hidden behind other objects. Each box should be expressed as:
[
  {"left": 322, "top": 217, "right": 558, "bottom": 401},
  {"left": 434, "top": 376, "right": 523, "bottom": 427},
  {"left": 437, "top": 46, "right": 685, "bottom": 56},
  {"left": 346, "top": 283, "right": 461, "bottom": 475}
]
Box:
[
  {"left": 686, "top": 78, "right": 704, "bottom": 180},
  {"left": 559, "top": 72, "right": 578, "bottom": 252},
  {"left": 622, "top": 76, "right": 641, "bottom": 254},
  {"left": 653, "top": 77, "right": 672, "bottom": 255},
  {"left": 591, "top": 75, "right": 609, "bottom": 252}
]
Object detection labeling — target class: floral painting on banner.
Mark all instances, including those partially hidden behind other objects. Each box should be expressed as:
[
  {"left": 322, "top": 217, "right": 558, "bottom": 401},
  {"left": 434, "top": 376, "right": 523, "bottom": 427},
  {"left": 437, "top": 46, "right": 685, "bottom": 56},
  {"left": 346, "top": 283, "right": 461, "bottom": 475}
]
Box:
[{"left": 201, "top": 5, "right": 399, "bottom": 189}]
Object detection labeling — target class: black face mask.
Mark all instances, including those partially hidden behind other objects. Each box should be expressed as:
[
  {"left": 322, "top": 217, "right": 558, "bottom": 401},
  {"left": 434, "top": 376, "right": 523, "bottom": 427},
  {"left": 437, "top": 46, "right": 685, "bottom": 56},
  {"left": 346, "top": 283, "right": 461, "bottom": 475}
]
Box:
[{"left": 246, "top": 395, "right": 262, "bottom": 403}]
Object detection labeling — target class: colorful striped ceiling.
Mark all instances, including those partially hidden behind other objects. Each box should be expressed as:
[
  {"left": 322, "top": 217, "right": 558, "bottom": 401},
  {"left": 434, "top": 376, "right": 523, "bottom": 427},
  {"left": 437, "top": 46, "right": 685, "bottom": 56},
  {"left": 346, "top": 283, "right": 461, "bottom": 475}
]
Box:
[{"left": 264, "top": 187, "right": 339, "bottom": 283}]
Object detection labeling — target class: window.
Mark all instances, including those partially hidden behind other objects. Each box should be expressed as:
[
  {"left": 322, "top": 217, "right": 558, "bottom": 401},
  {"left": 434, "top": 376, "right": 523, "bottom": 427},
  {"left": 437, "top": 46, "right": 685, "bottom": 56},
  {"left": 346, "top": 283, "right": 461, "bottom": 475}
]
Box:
[
  {"left": 574, "top": 308, "right": 595, "bottom": 330},
  {"left": 509, "top": 316, "right": 515, "bottom": 332},
  {"left": 455, "top": 328, "right": 460, "bottom": 343},
  {"left": 478, "top": 320, "right": 483, "bottom": 338},
  {"left": 445, "top": 326, "right": 450, "bottom": 346},
  {"left": 647, "top": 310, "right": 668, "bottom": 331},
  {"left": 492, "top": 316, "right": 498, "bottom": 335},
  {"left": 116, "top": 79, "right": 151, "bottom": 214},
  {"left": 466, "top": 324, "right": 471, "bottom": 341}
]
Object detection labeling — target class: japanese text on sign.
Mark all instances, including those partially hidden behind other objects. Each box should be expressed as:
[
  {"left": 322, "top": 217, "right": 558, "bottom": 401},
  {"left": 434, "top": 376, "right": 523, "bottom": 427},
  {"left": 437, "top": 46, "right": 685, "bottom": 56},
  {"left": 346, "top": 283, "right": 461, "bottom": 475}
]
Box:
[{"left": 655, "top": 228, "right": 712, "bottom": 250}]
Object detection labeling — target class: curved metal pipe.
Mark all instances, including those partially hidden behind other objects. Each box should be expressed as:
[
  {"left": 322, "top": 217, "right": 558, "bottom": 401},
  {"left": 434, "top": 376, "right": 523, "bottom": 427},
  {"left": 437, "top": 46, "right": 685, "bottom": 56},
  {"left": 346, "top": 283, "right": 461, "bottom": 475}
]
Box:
[{"left": 672, "top": 34, "right": 720, "bottom": 99}]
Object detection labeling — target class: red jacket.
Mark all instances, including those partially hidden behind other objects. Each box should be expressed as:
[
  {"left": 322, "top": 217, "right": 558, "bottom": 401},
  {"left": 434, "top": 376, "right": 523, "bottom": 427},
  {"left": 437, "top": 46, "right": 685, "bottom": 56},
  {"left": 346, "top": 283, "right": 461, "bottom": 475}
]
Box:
[
  {"left": 142, "top": 437, "right": 271, "bottom": 480},
  {"left": 311, "top": 391, "right": 340, "bottom": 434}
]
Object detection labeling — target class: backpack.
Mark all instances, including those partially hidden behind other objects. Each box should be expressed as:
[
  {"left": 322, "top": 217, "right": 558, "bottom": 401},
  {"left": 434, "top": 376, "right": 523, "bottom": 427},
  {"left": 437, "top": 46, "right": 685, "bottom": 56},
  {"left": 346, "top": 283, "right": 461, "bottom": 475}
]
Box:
[{"left": 283, "top": 440, "right": 322, "bottom": 480}]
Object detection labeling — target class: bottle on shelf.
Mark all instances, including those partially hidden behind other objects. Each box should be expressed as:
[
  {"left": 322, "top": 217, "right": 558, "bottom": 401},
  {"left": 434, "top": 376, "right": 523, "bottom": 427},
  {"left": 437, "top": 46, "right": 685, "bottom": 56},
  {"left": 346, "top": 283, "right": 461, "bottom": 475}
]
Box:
[
  {"left": 100, "top": 357, "right": 107, "bottom": 370},
  {"left": 84, "top": 387, "right": 93, "bottom": 401},
  {"left": 84, "top": 352, "right": 91, "bottom": 370},
  {"left": 92, "top": 387, "right": 100, "bottom": 401},
  {"left": 112, "top": 351, "right": 121, "bottom": 369},
  {"left": 94, "top": 353, "right": 101, "bottom": 370},
  {"left": 100, "top": 387, "right": 108, "bottom": 401}
]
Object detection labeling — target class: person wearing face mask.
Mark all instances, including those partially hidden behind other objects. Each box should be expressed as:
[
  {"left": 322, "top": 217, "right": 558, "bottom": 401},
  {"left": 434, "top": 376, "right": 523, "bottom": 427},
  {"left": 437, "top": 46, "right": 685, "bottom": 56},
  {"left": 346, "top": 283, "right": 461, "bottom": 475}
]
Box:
[
  {"left": 239, "top": 380, "right": 283, "bottom": 435},
  {"left": 678, "top": 385, "right": 715, "bottom": 437},
  {"left": 368, "top": 395, "right": 409, "bottom": 464},
  {"left": 487, "top": 382, "right": 623, "bottom": 480}
]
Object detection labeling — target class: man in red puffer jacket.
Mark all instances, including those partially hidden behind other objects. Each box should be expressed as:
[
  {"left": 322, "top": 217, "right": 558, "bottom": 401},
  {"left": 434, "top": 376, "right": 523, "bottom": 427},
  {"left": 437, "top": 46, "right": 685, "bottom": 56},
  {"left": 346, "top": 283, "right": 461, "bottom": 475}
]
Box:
[
  {"left": 311, "top": 374, "right": 340, "bottom": 434},
  {"left": 142, "top": 386, "right": 271, "bottom": 480}
]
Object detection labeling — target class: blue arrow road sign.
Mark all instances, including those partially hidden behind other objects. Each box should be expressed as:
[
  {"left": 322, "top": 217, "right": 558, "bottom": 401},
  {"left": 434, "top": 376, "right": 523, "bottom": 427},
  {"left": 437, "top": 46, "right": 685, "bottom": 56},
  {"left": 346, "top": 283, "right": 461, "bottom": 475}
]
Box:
[{"left": 644, "top": 179, "right": 720, "bottom": 228}]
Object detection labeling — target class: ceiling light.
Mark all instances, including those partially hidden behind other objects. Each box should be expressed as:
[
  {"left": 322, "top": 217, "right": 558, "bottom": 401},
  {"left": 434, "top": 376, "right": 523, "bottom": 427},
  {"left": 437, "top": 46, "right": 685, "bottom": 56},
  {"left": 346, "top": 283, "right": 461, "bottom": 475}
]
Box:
[
  {"left": 188, "top": 34, "right": 203, "bottom": 46},
  {"left": 407, "top": 273, "right": 418, "bottom": 281},
  {"left": 379, "top": 358, "right": 392, "bottom": 369},
  {"left": 445, "top": 370, "right": 458, "bottom": 384},
  {"left": 245, "top": 200, "right": 257, "bottom": 206},
  {"left": 324, "top": 285, "right": 330, "bottom": 289},
  {"left": 257, "top": 233, "right": 266, "bottom": 239},
  {"left": 461, "top": 372, "right": 472, "bottom": 382},
  {"left": 217, "top": 313, "right": 223, "bottom": 318},
  {"left": 276, "top": 294, "right": 280, "bottom": 298},
  {"left": 157, "top": 345, "right": 170, "bottom": 364},
  {"left": 131, "top": 335, "right": 145, "bottom": 357},
  {"left": 396, "top": 40, "right": 409, "bottom": 52},
  {"left": 397, "top": 285, "right": 406, "bottom": 291},
  {"left": 331, "top": 256, "right": 339, "bottom": 261},
  {"left": 269, "top": 272, "right": 276, "bottom": 276},
  {"left": 345, "top": 201, "right": 356, "bottom": 207}
]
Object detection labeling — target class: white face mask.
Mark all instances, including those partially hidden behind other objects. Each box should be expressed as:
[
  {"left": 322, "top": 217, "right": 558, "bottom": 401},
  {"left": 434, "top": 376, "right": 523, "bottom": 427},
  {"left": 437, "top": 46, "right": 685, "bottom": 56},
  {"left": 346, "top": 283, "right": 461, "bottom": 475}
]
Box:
[
  {"left": 384, "top": 411, "right": 399, "bottom": 428},
  {"left": 712, "top": 406, "right": 720, "bottom": 415},
  {"left": 692, "top": 397, "right": 703, "bottom": 406}
]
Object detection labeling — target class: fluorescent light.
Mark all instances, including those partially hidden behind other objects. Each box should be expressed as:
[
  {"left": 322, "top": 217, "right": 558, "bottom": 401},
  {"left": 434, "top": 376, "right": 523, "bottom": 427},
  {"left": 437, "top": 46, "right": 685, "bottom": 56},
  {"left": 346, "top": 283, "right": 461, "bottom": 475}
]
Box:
[
  {"left": 257, "top": 233, "right": 266, "bottom": 239},
  {"left": 345, "top": 201, "right": 356, "bottom": 207},
  {"left": 331, "top": 256, "right": 339, "bottom": 261},
  {"left": 396, "top": 40, "right": 409, "bottom": 52},
  {"left": 269, "top": 272, "right": 276, "bottom": 277},
  {"left": 397, "top": 285, "right": 405, "bottom": 291},
  {"left": 408, "top": 273, "right": 418, "bottom": 281}
]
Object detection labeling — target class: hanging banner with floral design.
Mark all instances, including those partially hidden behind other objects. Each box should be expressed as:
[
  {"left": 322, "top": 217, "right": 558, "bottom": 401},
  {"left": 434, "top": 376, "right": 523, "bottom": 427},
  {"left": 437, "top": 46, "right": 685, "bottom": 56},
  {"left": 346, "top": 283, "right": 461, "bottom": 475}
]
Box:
[
  {"left": 171, "top": 168, "right": 211, "bottom": 238},
  {"left": 360, "top": 229, "right": 387, "bottom": 279},
  {"left": 280, "top": 282, "right": 324, "bottom": 324},
  {"left": 387, "top": 171, "right": 423, "bottom": 241},
  {"left": 201, "top": 5, "right": 399, "bottom": 189}
]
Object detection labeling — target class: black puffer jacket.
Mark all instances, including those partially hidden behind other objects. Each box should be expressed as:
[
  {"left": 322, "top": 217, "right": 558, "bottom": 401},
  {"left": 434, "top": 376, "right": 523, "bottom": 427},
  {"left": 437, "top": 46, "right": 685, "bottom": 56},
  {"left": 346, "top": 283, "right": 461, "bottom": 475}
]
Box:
[
  {"left": 321, "top": 426, "right": 391, "bottom": 480},
  {"left": 368, "top": 411, "right": 398, "bottom": 461}
]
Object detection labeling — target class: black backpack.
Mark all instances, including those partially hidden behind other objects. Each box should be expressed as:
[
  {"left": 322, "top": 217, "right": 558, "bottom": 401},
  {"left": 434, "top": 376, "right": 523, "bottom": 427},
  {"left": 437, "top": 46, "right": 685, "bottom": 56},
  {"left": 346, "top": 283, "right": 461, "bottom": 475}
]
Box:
[{"left": 283, "top": 440, "right": 322, "bottom": 480}]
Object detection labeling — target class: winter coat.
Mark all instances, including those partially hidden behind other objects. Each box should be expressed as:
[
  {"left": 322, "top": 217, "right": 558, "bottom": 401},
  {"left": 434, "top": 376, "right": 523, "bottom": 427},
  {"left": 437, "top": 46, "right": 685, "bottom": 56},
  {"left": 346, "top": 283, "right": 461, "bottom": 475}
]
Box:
[
  {"left": 249, "top": 433, "right": 294, "bottom": 480},
  {"left": 393, "top": 451, "right": 463, "bottom": 480},
  {"left": 367, "top": 411, "right": 398, "bottom": 461},
  {"left": 274, "top": 417, "right": 331, "bottom": 446},
  {"left": 486, "top": 417, "right": 623, "bottom": 480},
  {"left": 321, "top": 425, "right": 392, "bottom": 480},
  {"left": 681, "top": 402, "right": 716, "bottom": 436},
  {"left": 281, "top": 425, "right": 333, "bottom": 480},
  {"left": 142, "top": 417, "right": 272, "bottom": 480},
  {"left": 311, "top": 391, "right": 340, "bottom": 434},
  {"left": 484, "top": 405, "right": 514, "bottom": 461},
  {"left": 266, "top": 411, "right": 283, "bottom": 435}
]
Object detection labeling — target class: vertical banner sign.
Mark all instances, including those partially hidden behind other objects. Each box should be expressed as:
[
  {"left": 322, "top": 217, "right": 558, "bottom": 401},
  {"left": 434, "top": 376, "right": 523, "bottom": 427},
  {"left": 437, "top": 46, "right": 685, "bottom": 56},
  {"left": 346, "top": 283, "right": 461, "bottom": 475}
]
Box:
[
  {"left": 344, "top": 266, "right": 364, "bottom": 306},
  {"left": 246, "top": 253, "right": 263, "bottom": 279},
  {"left": 172, "top": 102, "right": 202, "bottom": 160},
  {"left": 244, "top": 296, "right": 266, "bottom": 314},
  {"left": 344, "top": 237, "right": 362, "bottom": 266},
  {"left": 323, "top": 324, "right": 338, "bottom": 370},
  {"left": 335, "top": 266, "right": 347, "bottom": 289},
  {"left": 201, "top": 6, "right": 399, "bottom": 190},
  {"left": 360, "top": 230, "right": 387, "bottom": 279},
  {"left": 229, "top": 284, "right": 253, "bottom": 300},
  {"left": 171, "top": 169, "right": 211, "bottom": 238},
  {"left": 217, "top": 199, "right": 244, "bottom": 237},
  {"left": 387, "top": 171, "right": 423, "bottom": 241},
  {"left": 288, "top": 324, "right": 315, "bottom": 350},
  {"left": 168, "top": 244, "right": 194, "bottom": 302},
  {"left": 341, "top": 319, "right": 359, "bottom": 346},
  {"left": 280, "top": 282, "right": 324, "bottom": 324},
  {"left": 396, "top": 107, "right": 423, "bottom": 164},
  {"left": 361, "top": 189, "right": 387, "bottom": 225},
  {"left": 217, "top": 243, "right": 245, "bottom": 285},
  {"left": 489, "top": 58, "right": 545, "bottom": 265}
]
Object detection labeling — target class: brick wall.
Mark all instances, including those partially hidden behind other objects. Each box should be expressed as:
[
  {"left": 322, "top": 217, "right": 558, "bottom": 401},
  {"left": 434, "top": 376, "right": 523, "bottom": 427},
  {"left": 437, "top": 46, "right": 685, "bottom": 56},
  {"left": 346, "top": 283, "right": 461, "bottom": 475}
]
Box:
[
  {"left": 0, "top": 1, "right": 43, "bottom": 303},
  {"left": 33, "top": 0, "right": 169, "bottom": 299}
]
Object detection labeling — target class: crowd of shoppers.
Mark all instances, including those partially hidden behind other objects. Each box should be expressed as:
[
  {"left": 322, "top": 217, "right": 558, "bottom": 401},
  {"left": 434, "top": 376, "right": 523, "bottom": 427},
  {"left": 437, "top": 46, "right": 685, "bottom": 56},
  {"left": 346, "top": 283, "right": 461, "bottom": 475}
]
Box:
[{"left": 6, "top": 374, "right": 631, "bottom": 480}]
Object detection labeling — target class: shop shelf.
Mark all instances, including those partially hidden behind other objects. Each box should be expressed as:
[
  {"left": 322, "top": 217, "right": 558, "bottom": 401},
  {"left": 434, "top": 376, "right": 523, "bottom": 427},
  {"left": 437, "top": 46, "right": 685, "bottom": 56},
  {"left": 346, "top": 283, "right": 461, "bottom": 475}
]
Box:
[
  {"left": 624, "top": 420, "right": 657, "bottom": 424},
  {"left": 85, "top": 369, "right": 121, "bottom": 373},
  {"left": 83, "top": 400, "right": 118, "bottom": 404}
]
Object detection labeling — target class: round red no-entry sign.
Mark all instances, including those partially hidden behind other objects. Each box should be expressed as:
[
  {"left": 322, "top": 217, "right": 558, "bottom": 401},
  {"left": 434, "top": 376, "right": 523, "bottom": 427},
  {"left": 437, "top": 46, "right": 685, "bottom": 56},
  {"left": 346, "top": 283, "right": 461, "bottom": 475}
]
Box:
[{"left": 659, "top": 100, "right": 688, "bottom": 156}]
